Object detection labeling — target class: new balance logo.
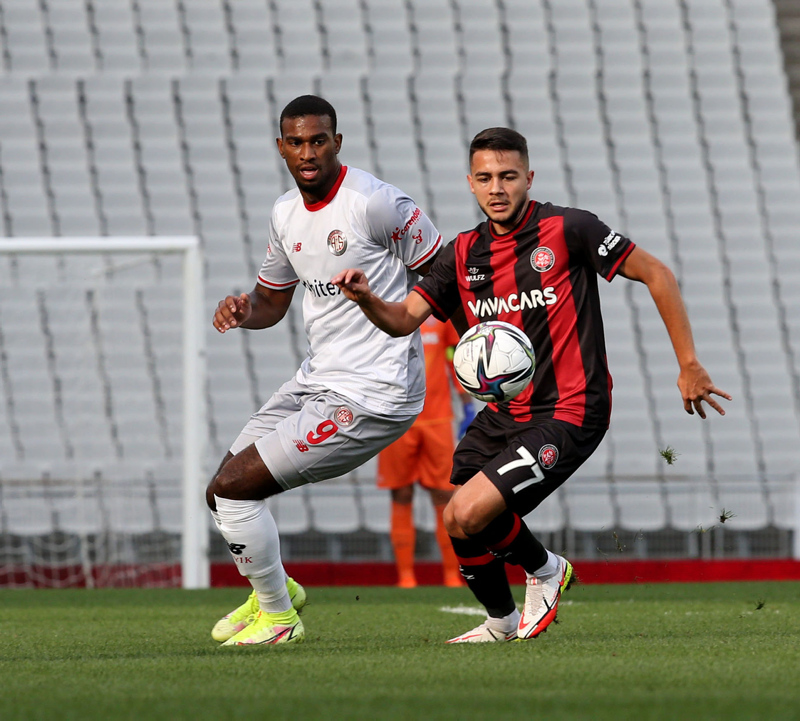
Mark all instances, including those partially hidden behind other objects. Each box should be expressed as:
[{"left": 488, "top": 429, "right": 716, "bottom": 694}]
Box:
[
  {"left": 227, "top": 543, "right": 247, "bottom": 555},
  {"left": 292, "top": 242, "right": 302, "bottom": 253}
]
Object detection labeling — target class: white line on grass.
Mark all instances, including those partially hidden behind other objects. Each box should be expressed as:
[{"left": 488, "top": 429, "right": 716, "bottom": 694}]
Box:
[{"left": 439, "top": 605, "right": 486, "bottom": 616}]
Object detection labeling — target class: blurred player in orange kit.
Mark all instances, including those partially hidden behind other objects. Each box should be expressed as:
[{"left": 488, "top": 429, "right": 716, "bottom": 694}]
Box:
[{"left": 377, "top": 317, "right": 475, "bottom": 588}]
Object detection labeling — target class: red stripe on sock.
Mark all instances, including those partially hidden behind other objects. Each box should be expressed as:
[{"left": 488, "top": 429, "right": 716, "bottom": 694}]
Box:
[
  {"left": 456, "top": 552, "right": 496, "bottom": 567},
  {"left": 486, "top": 514, "right": 522, "bottom": 552}
]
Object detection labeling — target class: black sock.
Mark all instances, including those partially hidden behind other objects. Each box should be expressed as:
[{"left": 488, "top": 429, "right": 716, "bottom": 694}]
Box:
[
  {"left": 468, "top": 510, "right": 548, "bottom": 575},
  {"left": 450, "top": 535, "right": 516, "bottom": 619}
]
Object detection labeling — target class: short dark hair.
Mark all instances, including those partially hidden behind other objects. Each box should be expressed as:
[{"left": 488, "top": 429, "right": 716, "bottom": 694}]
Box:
[
  {"left": 469, "top": 127, "right": 529, "bottom": 166},
  {"left": 279, "top": 95, "right": 337, "bottom": 135}
]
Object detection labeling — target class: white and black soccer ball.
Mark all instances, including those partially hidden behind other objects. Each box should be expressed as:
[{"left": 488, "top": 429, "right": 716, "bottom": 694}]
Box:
[{"left": 452, "top": 320, "right": 535, "bottom": 403}]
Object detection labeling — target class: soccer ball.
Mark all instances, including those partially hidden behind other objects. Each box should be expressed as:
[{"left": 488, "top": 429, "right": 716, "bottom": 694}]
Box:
[{"left": 452, "top": 321, "right": 535, "bottom": 403}]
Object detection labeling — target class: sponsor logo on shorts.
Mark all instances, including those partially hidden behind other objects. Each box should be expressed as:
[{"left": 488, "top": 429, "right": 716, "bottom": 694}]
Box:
[
  {"left": 293, "top": 439, "right": 310, "bottom": 452},
  {"left": 327, "top": 229, "right": 347, "bottom": 256},
  {"left": 531, "top": 247, "right": 555, "bottom": 272},
  {"left": 227, "top": 543, "right": 246, "bottom": 555},
  {"left": 335, "top": 406, "right": 354, "bottom": 426},
  {"left": 538, "top": 444, "right": 559, "bottom": 469}
]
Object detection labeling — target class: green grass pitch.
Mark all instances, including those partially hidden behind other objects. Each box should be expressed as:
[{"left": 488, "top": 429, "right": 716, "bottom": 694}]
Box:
[{"left": 2, "top": 582, "right": 799, "bottom": 720}]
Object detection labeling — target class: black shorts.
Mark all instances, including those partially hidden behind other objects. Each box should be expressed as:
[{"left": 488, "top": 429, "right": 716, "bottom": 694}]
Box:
[{"left": 451, "top": 409, "right": 606, "bottom": 517}]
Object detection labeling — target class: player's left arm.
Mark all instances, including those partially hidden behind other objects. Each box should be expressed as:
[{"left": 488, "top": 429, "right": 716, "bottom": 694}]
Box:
[
  {"left": 332, "top": 268, "right": 433, "bottom": 336},
  {"left": 618, "top": 246, "right": 731, "bottom": 418}
]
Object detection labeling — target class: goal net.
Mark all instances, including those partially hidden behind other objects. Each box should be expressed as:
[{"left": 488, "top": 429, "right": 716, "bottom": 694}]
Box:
[{"left": 0, "top": 237, "right": 208, "bottom": 589}]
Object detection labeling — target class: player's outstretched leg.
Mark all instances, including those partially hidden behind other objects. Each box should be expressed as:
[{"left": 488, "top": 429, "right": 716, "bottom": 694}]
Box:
[
  {"left": 211, "top": 577, "right": 307, "bottom": 642},
  {"left": 446, "top": 535, "right": 519, "bottom": 642},
  {"left": 212, "top": 495, "right": 302, "bottom": 648},
  {"left": 517, "top": 554, "right": 574, "bottom": 640}
]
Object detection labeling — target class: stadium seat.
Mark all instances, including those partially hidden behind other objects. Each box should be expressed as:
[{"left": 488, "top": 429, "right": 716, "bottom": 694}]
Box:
[
  {"left": 273, "top": 492, "right": 310, "bottom": 535},
  {"left": 524, "top": 491, "right": 565, "bottom": 534},
  {"left": 565, "top": 480, "right": 616, "bottom": 532},
  {"left": 616, "top": 480, "right": 668, "bottom": 532}
]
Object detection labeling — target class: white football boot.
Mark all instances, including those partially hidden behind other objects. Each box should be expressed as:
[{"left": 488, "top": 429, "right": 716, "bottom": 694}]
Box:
[
  {"left": 446, "top": 609, "right": 521, "bottom": 644},
  {"left": 517, "top": 555, "right": 573, "bottom": 640}
]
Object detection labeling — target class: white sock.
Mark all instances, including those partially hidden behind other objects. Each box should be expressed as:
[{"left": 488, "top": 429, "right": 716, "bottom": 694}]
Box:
[
  {"left": 214, "top": 495, "right": 292, "bottom": 614},
  {"left": 529, "top": 550, "right": 561, "bottom": 581},
  {"left": 486, "top": 608, "right": 520, "bottom": 632}
]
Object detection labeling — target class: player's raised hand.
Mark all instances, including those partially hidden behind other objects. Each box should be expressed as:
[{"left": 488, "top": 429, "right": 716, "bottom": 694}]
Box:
[
  {"left": 678, "top": 362, "right": 731, "bottom": 419},
  {"left": 213, "top": 292, "right": 252, "bottom": 333},
  {"left": 332, "top": 268, "right": 372, "bottom": 304}
]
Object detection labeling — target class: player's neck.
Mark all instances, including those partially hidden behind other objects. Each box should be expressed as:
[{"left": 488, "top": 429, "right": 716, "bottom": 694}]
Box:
[
  {"left": 297, "top": 162, "right": 344, "bottom": 207},
  {"left": 490, "top": 199, "right": 531, "bottom": 236}
]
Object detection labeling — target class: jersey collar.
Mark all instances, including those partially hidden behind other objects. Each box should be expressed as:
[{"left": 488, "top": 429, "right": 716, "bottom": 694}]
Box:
[
  {"left": 488, "top": 199, "right": 536, "bottom": 240},
  {"left": 303, "top": 165, "right": 348, "bottom": 211}
]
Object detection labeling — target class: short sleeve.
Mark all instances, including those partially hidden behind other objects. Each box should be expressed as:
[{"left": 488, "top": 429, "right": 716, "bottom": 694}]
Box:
[
  {"left": 564, "top": 208, "right": 635, "bottom": 281},
  {"left": 413, "top": 241, "right": 461, "bottom": 320},
  {"left": 257, "top": 212, "right": 300, "bottom": 290},
  {"left": 364, "top": 185, "right": 442, "bottom": 270}
]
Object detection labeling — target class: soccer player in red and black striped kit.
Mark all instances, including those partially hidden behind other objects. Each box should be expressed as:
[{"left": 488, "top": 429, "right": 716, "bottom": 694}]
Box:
[{"left": 333, "top": 127, "right": 730, "bottom": 643}]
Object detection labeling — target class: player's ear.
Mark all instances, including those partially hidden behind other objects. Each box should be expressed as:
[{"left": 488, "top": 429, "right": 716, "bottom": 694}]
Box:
[
  {"left": 526, "top": 170, "right": 534, "bottom": 189},
  {"left": 276, "top": 136, "right": 285, "bottom": 159},
  {"left": 467, "top": 174, "right": 476, "bottom": 195},
  {"left": 334, "top": 133, "right": 342, "bottom": 154}
]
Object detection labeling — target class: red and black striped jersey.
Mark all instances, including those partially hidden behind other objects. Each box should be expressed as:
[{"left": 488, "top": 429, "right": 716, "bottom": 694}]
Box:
[{"left": 414, "top": 200, "right": 635, "bottom": 430}]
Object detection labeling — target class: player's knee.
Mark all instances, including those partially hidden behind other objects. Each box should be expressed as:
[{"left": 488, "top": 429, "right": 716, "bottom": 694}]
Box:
[
  {"left": 210, "top": 463, "right": 240, "bottom": 500},
  {"left": 442, "top": 501, "right": 463, "bottom": 537},
  {"left": 451, "top": 494, "right": 490, "bottom": 536},
  {"left": 207, "top": 452, "right": 235, "bottom": 509}
]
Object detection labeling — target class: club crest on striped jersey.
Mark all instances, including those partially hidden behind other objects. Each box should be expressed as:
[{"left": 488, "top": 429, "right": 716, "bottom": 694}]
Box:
[
  {"left": 334, "top": 406, "right": 354, "bottom": 426},
  {"left": 327, "top": 229, "right": 347, "bottom": 256},
  {"left": 538, "top": 444, "right": 558, "bottom": 469},
  {"left": 531, "top": 247, "right": 555, "bottom": 272}
]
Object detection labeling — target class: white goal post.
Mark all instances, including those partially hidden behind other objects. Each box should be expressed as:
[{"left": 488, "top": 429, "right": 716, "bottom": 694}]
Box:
[{"left": 0, "top": 236, "right": 208, "bottom": 589}]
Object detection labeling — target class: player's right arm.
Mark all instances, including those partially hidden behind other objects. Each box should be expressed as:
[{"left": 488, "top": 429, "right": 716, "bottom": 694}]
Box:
[
  {"left": 333, "top": 268, "right": 432, "bottom": 337},
  {"left": 212, "top": 284, "right": 295, "bottom": 333}
]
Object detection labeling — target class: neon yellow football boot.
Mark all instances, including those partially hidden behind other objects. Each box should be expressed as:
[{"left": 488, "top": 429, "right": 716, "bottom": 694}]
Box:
[
  {"left": 211, "top": 577, "right": 307, "bottom": 642},
  {"left": 220, "top": 608, "right": 304, "bottom": 647}
]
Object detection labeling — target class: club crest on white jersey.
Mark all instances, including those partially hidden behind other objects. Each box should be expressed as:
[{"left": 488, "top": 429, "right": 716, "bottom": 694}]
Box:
[{"left": 327, "top": 229, "right": 347, "bottom": 256}]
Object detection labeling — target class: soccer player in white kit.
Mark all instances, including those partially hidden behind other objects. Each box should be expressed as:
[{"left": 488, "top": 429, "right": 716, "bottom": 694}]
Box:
[{"left": 207, "top": 95, "right": 442, "bottom": 646}]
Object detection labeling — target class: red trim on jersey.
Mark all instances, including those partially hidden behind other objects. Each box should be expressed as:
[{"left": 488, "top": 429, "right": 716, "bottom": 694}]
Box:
[
  {"left": 488, "top": 218, "right": 533, "bottom": 422},
  {"left": 456, "top": 552, "right": 496, "bottom": 567},
  {"left": 538, "top": 215, "right": 587, "bottom": 426},
  {"left": 487, "top": 514, "right": 522, "bottom": 552},
  {"left": 455, "top": 230, "right": 481, "bottom": 324},
  {"left": 303, "top": 165, "right": 348, "bottom": 211},
  {"left": 408, "top": 234, "right": 443, "bottom": 270},
  {"left": 606, "top": 242, "right": 635, "bottom": 280},
  {"left": 488, "top": 200, "right": 536, "bottom": 241},
  {"left": 412, "top": 286, "right": 447, "bottom": 320},
  {"left": 257, "top": 276, "right": 300, "bottom": 289}
]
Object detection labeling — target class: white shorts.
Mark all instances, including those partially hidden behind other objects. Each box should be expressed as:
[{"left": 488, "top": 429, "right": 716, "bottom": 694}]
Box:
[{"left": 230, "top": 378, "right": 417, "bottom": 490}]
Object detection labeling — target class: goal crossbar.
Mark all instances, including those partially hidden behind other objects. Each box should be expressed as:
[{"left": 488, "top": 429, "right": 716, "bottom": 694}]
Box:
[{"left": 0, "top": 236, "right": 209, "bottom": 589}]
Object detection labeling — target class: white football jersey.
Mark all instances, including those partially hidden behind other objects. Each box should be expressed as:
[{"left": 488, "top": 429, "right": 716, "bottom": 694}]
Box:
[{"left": 257, "top": 166, "right": 442, "bottom": 415}]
